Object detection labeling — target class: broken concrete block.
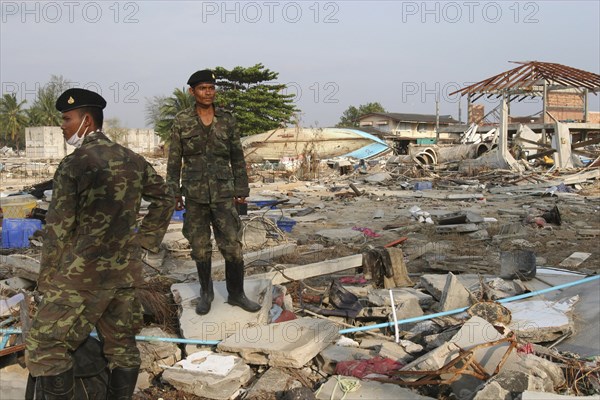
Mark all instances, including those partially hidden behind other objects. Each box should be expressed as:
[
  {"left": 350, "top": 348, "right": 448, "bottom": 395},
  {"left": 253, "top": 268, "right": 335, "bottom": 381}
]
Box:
[
  {"left": 393, "top": 296, "right": 423, "bottom": 320},
  {"left": 400, "top": 341, "right": 461, "bottom": 378},
  {"left": 315, "top": 228, "right": 364, "bottom": 243},
  {"left": 419, "top": 274, "right": 447, "bottom": 301},
  {"left": 246, "top": 367, "right": 303, "bottom": 399},
  {"left": 472, "top": 381, "right": 510, "bottom": 400},
  {"left": 316, "top": 344, "right": 372, "bottom": 374},
  {"left": 403, "top": 315, "right": 517, "bottom": 390},
  {"left": 3, "top": 254, "right": 40, "bottom": 280},
  {"left": 218, "top": 317, "right": 339, "bottom": 368},
  {"left": 422, "top": 327, "right": 461, "bottom": 351},
  {"left": 364, "top": 172, "right": 391, "bottom": 183},
  {"left": 559, "top": 252, "right": 591, "bottom": 268},
  {"left": 315, "top": 376, "right": 435, "bottom": 400},
  {"left": 162, "top": 350, "right": 252, "bottom": 400},
  {"left": 0, "top": 276, "right": 34, "bottom": 291},
  {"left": 0, "top": 363, "right": 29, "bottom": 400},
  {"left": 506, "top": 296, "right": 578, "bottom": 343},
  {"left": 449, "top": 316, "right": 515, "bottom": 374},
  {"left": 436, "top": 223, "right": 481, "bottom": 234},
  {"left": 491, "top": 354, "right": 565, "bottom": 394},
  {"left": 135, "top": 371, "right": 152, "bottom": 392},
  {"left": 137, "top": 326, "right": 182, "bottom": 375},
  {"left": 438, "top": 272, "right": 472, "bottom": 311},
  {"left": 171, "top": 279, "right": 272, "bottom": 354},
  {"left": 281, "top": 387, "right": 317, "bottom": 400}
]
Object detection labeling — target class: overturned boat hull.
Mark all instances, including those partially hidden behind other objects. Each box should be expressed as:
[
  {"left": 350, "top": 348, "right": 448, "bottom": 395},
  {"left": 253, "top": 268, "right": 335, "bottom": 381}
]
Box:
[{"left": 242, "top": 127, "right": 388, "bottom": 163}]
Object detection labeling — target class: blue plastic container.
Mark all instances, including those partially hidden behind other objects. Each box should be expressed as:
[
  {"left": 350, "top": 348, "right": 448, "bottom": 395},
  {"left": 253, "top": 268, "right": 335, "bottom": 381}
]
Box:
[
  {"left": 1, "top": 218, "right": 42, "bottom": 249},
  {"left": 250, "top": 200, "right": 279, "bottom": 209},
  {"left": 275, "top": 217, "right": 296, "bottom": 233},
  {"left": 172, "top": 209, "right": 185, "bottom": 221}
]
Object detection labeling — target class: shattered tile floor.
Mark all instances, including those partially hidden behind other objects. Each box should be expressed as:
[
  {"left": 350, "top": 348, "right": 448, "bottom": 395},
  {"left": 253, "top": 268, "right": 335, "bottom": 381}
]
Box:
[{"left": 1, "top": 158, "right": 599, "bottom": 399}]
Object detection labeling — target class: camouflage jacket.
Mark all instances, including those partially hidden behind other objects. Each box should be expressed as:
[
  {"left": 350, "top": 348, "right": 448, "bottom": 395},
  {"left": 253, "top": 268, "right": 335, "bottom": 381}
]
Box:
[
  {"left": 39, "top": 131, "right": 174, "bottom": 290},
  {"left": 166, "top": 106, "right": 250, "bottom": 203}
]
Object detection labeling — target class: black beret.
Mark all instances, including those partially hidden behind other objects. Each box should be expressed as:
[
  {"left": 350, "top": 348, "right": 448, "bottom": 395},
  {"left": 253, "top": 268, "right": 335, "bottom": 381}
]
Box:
[
  {"left": 55, "top": 88, "right": 107, "bottom": 112},
  {"left": 187, "top": 69, "right": 216, "bottom": 87}
]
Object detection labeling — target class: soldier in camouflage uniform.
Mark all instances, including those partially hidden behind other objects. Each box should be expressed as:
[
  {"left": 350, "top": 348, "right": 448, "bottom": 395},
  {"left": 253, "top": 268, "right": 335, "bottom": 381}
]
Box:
[
  {"left": 166, "top": 69, "right": 261, "bottom": 315},
  {"left": 25, "top": 88, "right": 174, "bottom": 400}
]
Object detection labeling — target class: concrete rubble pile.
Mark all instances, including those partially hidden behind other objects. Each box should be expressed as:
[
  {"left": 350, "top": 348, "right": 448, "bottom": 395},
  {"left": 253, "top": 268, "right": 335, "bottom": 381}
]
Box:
[{"left": 1, "top": 152, "right": 599, "bottom": 400}]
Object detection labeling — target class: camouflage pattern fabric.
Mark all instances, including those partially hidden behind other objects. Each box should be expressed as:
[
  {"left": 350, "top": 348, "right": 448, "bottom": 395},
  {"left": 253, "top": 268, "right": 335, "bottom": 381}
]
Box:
[
  {"left": 38, "top": 131, "right": 174, "bottom": 291},
  {"left": 183, "top": 198, "right": 243, "bottom": 263},
  {"left": 166, "top": 107, "right": 250, "bottom": 203},
  {"left": 25, "top": 287, "right": 143, "bottom": 377},
  {"left": 26, "top": 130, "right": 172, "bottom": 377}
]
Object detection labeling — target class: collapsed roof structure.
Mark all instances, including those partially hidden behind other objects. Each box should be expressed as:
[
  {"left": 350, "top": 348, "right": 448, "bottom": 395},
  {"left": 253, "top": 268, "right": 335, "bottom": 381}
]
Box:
[{"left": 449, "top": 61, "right": 600, "bottom": 170}]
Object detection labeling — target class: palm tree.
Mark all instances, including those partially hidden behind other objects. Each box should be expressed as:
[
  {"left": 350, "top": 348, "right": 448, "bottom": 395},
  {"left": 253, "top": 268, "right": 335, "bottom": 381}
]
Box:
[
  {"left": 0, "top": 94, "right": 29, "bottom": 150},
  {"left": 154, "top": 88, "right": 194, "bottom": 143},
  {"left": 28, "top": 75, "right": 71, "bottom": 126}
]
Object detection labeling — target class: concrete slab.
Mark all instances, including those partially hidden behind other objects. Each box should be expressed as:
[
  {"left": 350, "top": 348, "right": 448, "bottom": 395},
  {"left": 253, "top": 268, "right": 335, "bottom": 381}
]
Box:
[
  {"left": 0, "top": 363, "right": 29, "bottom": 400},
  {"left": 505, "top": 296, "right": 578, "bottom": 343},
  {"left": 419, "top": 274, "right": 447, "bottom": 301},
  {"left": 315, "top": 228, "right": 364, "bottom": 243},
  {"left": 368, "top": 288, "right": 432, "bottom": 309},
  {"left": 162, "top": 351, "right": 252, "bottom": 400},
  {"left": 559, "top": 252, "right": 592, "bottom": 267},
  {"left": 526, "top": 270, "right": 600, "bottom": 356},
  {"left": 137, "top": 326, "right": 181, "bottom": 375},
  {"left": 171, "top": 279, "right": 272, "bottom": 354},
  {"left": 218, "top": 317, "right": 339, "bottom": 368},
  {"left": 246, "top": 367, "right": 303, "bottom": 399},
  {"left": 0, "top": 276, "right": 34, "bottom": 291},
  {"left": 439, "top": 272, "right": 472, "bottom": 311},
  {"left": 316, "top": 344, "right": 372, "bottom": 374},
  {"left": 315, "top": 376, "right": 435, "bottom": 399},
  {"left": 521, "top": 391, "right": 600, "bottom": 399},
  {"left": 435, "top": 223, "right": 481, "bottom": 234}
]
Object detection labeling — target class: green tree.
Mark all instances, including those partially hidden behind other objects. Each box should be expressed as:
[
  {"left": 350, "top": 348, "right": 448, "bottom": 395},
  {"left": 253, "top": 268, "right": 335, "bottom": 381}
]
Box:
[
  {"left": 336, "top": 102, "right": 386, "bottom": 128},
  {"left": 0, "top": 93, "right": 29, "bottom": 150},
  {"left": 28, "top": 75, "right": 72, "bottom": 126},
  {"left": 213, "top": 63, "right": 298, "bottom": 136},
  {"left": 152, "top": 88, "right": 194, "bottom": 142}
]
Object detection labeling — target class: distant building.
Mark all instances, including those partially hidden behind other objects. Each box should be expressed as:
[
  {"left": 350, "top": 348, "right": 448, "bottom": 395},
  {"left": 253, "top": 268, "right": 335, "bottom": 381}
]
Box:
[
  {"left": 25, "top": 127, "right": 72, "bottom": 159},
  {"left": 358, "top": 112, "right": 459, "bottom": 153},
  {"left": 25, "top": 127, "right": 162, "bottom": 159}
]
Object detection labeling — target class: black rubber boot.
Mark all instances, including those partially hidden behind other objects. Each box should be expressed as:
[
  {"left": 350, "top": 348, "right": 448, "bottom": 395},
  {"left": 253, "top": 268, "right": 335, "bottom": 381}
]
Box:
[
  {"left": 226, "top": 261, "right": 261, "bottom": 312},
  {"left": 107, "top": 367, "right": 139, "bottom": 400},
  {"left": 39, "top": 369, "right": 74, "bottom": 400},
  {"left": 195, "top": 260, "right": 214, "bottom": 315}
]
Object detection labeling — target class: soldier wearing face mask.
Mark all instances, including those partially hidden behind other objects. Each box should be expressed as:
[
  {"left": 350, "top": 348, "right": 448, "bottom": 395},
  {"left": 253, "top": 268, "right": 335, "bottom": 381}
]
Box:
[{"left": 25, "top": 88, "right": 174, "bottom": 400}]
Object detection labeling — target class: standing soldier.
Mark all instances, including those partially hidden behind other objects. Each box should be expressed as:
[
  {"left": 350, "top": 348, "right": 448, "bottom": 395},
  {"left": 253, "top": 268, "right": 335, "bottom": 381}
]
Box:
[
  {"left": 166, "top": 69, "right": 261, "bottom": 315},
  {"left": 25, "top": 88, "right": 174, "bottom": 399}
]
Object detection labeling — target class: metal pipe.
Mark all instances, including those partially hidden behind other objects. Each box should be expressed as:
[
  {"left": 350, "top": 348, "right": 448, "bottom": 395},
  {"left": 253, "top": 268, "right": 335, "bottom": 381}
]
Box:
[
  {"left": 338, "top": 274, "right": 599, "bottom": 334},
  {"left": 0, "top": 329, "right": 220, "bottom": 346}
]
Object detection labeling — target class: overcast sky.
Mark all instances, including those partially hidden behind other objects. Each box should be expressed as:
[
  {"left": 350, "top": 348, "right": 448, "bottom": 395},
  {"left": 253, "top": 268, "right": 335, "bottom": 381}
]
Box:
[{"left": 1, "top": 0, "right": 599, "bottom": 129}]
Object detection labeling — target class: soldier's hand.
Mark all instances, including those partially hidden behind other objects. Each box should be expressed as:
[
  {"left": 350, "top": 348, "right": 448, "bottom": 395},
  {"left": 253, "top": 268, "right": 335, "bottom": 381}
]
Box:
[{"left": 175, "top": 196, "right": 185, "bottom": 211}]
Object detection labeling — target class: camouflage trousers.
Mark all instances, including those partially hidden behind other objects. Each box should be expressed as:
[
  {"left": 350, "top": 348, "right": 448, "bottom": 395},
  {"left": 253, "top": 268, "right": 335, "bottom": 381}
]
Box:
[
  {"left": 183, "top": 199, "right": 243, "bottom": 264},
  {"left": 25, "top": 286, "right": 143, "bottom": 377}
]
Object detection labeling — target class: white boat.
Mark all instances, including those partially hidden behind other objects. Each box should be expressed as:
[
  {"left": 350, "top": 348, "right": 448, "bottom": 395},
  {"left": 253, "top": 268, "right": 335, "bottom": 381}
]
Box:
[{"left": 242, "top": 127, "right": 389, "bottom": 162}]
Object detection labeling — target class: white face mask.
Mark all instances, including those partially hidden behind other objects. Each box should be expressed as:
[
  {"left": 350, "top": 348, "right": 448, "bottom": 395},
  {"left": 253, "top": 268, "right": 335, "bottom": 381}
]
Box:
[{"left": 66, "top": 116, "right": 89, "bottom": 148}]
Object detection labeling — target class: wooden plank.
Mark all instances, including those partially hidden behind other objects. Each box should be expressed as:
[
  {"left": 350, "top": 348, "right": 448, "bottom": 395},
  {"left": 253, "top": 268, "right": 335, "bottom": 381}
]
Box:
[{"left": 250, "top": 254, "right": 363, "bottom": 285}]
